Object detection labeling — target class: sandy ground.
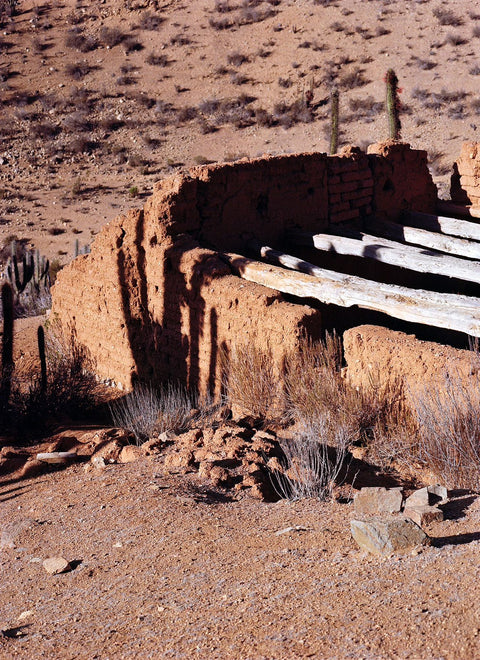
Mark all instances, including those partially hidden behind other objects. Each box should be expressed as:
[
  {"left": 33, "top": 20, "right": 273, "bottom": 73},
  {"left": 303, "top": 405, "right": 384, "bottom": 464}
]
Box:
[
  {"left": 2, "top": 455, "right": 480, "bottom": 660},
  {"left": 1, "top": 0, "right": 480, "bottom": 264}
]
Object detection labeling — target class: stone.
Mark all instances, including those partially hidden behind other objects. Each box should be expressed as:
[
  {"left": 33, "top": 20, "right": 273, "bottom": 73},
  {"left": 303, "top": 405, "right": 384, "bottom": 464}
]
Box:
[
  {"left": 119, "top": 445, "right": 143, "bottom": 463},
  {"left": 404, "top": 505, "right": 444, "bottom": 527},
  {"left": 353, "top": 487, "right": 403, "bottom": 515},
  {"left": 91, "top": 455, "right": 107, "bottom": 469},
  {"left": 404, "top": 487, "right": 430, "bottom": 508},
  {"left": 351, "top": 517, "right": 429, "bottom": 556},
  {"left": 42, "top": 557, "right": 71, "bottom": 575},
  {"left": 427, "top": 484, "right": 448, "bottom": 501},
  {"left": 36, "top": 451, "right": 77, "bottom": 464}
]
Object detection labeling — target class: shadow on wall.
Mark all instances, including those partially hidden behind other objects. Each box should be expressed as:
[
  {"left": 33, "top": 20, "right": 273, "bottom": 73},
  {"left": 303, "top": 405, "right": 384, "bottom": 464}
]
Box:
[{"left": 116, "top": 211, "right": 227, "bottom": 395}]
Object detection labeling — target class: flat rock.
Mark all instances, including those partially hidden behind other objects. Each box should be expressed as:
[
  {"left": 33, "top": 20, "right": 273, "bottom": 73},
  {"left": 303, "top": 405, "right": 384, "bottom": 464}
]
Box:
[
  {"left": 42, "top": 557, "right": 71, "bottom": 575},
  {"left": 405, "top": 487, "right": 430, "bottom": 508},
  {"left": 427, "top": 484, "right": 449, "bottom": 501},
  {"left": 353, "top": 487, "right": 403, "bottom": 515},
  {"left": 351, "top": 517, "right": 429, "bottom": 556},
  {"left": 404, "top": 505, "right": 444, "bottom": 527},
  {"left": 119, "top": 445, "right": 143, "bottom": 463}
]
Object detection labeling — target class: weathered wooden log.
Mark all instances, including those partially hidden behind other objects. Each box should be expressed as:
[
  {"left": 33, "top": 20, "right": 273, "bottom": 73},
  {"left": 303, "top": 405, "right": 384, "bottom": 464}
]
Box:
[
  {"left": 289, "top": 229, "right": 480, "bottom": 284},
  {"left": 402, "top": 211, "right": 480, "bottom": 243},
  {"left": 222, "top": 247, "right": 480, "bottom": 337}
]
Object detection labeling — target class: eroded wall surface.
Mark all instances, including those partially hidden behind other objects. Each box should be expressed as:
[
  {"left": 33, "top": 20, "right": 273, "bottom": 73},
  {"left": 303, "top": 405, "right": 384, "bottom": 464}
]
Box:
[{"left": 51, "top": 144, "right": 437, "bottom": 392}]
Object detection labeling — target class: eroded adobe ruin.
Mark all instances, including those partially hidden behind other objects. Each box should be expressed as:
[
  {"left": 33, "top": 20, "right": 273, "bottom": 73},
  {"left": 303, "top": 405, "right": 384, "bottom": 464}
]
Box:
[{"left": 52, "top": 140, "right": 479, "bottom": 395}]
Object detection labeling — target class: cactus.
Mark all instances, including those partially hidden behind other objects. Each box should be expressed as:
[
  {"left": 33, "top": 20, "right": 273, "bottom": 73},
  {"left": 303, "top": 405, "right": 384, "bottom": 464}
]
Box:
[
  {"left": 6, "top": 242, "right": 50, "bottom": 300},
  {"left": 38, "top": 324, "right": 47, "bottom": 396},
  {"left": 385, "top": 68, "right": 402, "bottom": 141},
  {"left": 329, "top": 87, "right": 339, "bottom": 155},
  {"left": 0, "top": 282, "right": 14, "bottom": 414}
]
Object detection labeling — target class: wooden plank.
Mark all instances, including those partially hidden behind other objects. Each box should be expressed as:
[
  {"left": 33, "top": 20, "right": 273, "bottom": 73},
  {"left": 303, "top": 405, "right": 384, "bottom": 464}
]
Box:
[
  {"left": 365, "top": 218, "right": 480, "bottom": 259},
  {"left": 401, "top": 211, "right": 480, "bottom": 244},
  {"left": 222, "top": 248, "right": 480, "bottom": 337},
  {"left": 289, "top": 229, "right": 480, "bottom": 285}
]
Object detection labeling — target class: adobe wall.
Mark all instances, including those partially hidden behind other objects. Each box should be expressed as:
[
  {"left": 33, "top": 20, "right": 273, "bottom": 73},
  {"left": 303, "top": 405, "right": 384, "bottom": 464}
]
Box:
[
  {"left": 51, "top": 143, "right": 437, "bottom": 392},
  {"left": 450, "top": 142, "right": 480, "bottom": 217},
  {"left": 344, "top": 325, "right": 478, "bottom": 408}
]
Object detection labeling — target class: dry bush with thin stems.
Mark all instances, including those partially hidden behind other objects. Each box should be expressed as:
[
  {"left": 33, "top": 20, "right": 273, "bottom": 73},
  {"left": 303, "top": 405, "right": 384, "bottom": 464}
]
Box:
[
  {"left": 109, "top": 382, "right": 195, "bottom": 445},
  {"left": 221, "top": 342, "right": 282, "bottom": 419},
  {"left": 269, "top": 419, "right": 350, "bottom": 501},
  {"left": 413, "top": 375, "right": 480, "bottom": 490}
]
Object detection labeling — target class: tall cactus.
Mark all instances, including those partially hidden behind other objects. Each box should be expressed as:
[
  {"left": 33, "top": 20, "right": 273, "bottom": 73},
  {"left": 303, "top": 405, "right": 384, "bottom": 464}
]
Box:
[
  {"left": 0, "top": 282, "right": 14, "bottom": 415},
  {"left": 38, "top": 324, "right": 47, "bottom": 396},
  {"left": 329, "top": 87, "right": 339, "bottom": 155},
  {"left": 385, "top": 68, "right": 402, "bottom": 141},
  {"left": 6, "top": 242, "right": 50, "bottom": 300}
]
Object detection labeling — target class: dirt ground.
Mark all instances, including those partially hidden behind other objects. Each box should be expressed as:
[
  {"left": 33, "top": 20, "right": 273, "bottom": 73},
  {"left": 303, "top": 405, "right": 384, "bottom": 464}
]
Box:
[
  {"left": 2, "top": 453, "right": 480, "bottom": 660},
  {"left": 1, "top": 0, "right": 480, "bottom": 264}
]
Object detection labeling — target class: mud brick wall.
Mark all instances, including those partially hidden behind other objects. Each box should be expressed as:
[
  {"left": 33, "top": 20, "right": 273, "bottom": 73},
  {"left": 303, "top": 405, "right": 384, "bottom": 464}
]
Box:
[
  {"left": 450, "top": 142, "right": 480, "bottom": 217},
  {"left": 51, "top": 145, "right": 437, "bottom": 392},
  {"left": 326, "top": 146, "right": 374, "bottom": 224},
  {"left": 344, "top": 325, "right": 477, "bottom": 409},
  {"left": 367, "top": 140, "right": 437, "bottom": 222}
]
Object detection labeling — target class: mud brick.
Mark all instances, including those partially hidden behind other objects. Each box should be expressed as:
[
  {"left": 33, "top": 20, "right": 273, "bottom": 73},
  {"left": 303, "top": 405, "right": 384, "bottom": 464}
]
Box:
[
  {"left": 329, "top": 193, "right": 343, "bottom": 204},
  {"left": 331, "top": 202, "right": 351, "bottom": 213},
  {"left": 328, "top": 175, "right": 342, "bottom": 185},
  {"left": 343, "top": 189, "right": 373, "bottom": 202},
  {"left": 329, "top": 208, "right": 360, "bottom": 223},
  {"left": 329, "top": 181, "right": 360, "bottom": 194},
  {"left": 351, "top": 196, "right": 372, "bottom": 208},
  {"left": 341, "top": 170, "right": 371, "bottom": 183}
]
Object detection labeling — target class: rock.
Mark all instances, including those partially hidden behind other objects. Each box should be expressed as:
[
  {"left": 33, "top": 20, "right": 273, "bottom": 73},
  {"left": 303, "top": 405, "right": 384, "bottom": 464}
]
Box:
[
  {"left": 119, "top": 445, "right": 143, "bottom": 463},
  {"left": 91, "top": 455, "right": 107, "bottom": 469},
  {"left": 351, "top": 517, "right": 429, "bottom": 556},
  {"left": 141, "top": 438, "right": 163, "bottom": 455},
  {"left": 42, "top": 557, "right": 71, "bottom": 575},
  {"left": 353, "top": 487, "right": 403, "bottom": 515},
  {"left": 404, "top": 505, "right": 444, "bottom": 527},
  {"left": 36, "top": 451, "right": 77, "bottom": 464},
  {"left": 427, "top": 484, "right": 449, "bottom": 501},
  {"left": 404, "top": 487, "right": 430, "bottom": 508},
  {"left": 19, "top": 459, "right": 47, "bottom": 479}
]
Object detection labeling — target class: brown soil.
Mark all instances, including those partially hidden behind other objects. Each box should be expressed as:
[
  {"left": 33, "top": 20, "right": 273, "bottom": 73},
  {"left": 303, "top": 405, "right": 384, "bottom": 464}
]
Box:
[
  {"left": 2, "top": 452, "right": 480, "bottom": 659},
  {"left": 1, "top": 0, "right": 479, "bottom": 265}
]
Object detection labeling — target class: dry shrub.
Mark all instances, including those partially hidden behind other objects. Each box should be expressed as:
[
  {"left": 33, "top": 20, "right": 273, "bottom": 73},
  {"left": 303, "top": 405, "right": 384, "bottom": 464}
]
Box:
[
  {"left": 109, "top": 382, "right": 195, "bottom": 445},
  {"left": 6, "top": 326, "right": 97, "bottom": 439},
  {"left": 269, "top": 419, "right": 349, "bottom": 501},
  {"left": 222, "top": 343, "right": 281, "bottom": 419},
  {"left": 413, "top": 375, "right": 480, "bottom": 490}
]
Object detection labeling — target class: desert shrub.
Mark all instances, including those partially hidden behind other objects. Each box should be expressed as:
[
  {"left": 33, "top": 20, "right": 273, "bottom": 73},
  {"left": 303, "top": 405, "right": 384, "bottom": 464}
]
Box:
[
  {"left": 222, "top": 343, "right": 281, "bottom": 419},
  {"left": 433, "top": 7, "right": 463, "bottom": 26},
  {"left": 413, "top": 376, "right": 480, "bottom": 490},
  {"left": 4, "top": 326, "right": 98, "bottom": 439},
  {"left": 227, "top": 51, "right": 249, "bottom": 66},
  {"left": 139, "top": 11, "right": 163, "bottom": 30},
  {"left": 146, "top": 52, "right": 169, "bottom": 66},
  {"left": 268, "top": 419, "right": 350, "bottom": 501},
  {"left": 99, "top": 26, "right": 125, "bottom": 47},
  {"left": 445, "top": 32, "right": 468, "bottom": 46},
  {"left": 30, "top": 121, "right": 60, "bottom": 139},
  {"left": 65, "top": 28, "right": 97, "bottom": 52},
  {"left": 0, "top": 0, "right": 20, "bottom": 20},
  {"left": 109, "top": 382, "right": 194, "bottom": 445},
  {"left": 65, "top": 62, "right": 91, "bottom": 80}
]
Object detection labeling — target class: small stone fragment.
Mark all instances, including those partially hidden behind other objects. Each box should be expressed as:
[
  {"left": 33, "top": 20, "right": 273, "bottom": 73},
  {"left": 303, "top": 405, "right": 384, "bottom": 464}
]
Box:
[
  {"left": 36, "top": 452, "right": 77, "bottom": 464},
  {"left": 91, "top": 455, "right": 107, "bottom": 469},
  {"left": 119, "top": 445, "right": 143, "bottom": 463},
  {"left": 404, "top": 487, "right": 430, "bottom": 508},
  {"left": 427, "top": 484, "right": 448, "bottom": 501},
  {"left": 351, "top": 517, "right": 429, "bottom": 556},
  {"left": 404, "top": 505, "right": 444, "bottom": 527},
  {"left": 42, "top": 557, "right": 71, "bottom": 575},
  {"left": 353, "top": 487, "right": 403, "bottom": 515}
]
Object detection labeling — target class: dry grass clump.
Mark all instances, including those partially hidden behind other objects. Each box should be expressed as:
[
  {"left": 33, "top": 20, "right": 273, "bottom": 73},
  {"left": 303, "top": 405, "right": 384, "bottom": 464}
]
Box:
[
  {"left": 4, "top": 327, "right": 98, "bottom": 440},
  {"left": 222, "top": 342, "right": 281, "bottom": 419},
  {"left": 109, "top": 382, "right": 195, "bottom": 446},
  {"left": 413, "top": 375, "right": 480, "bottom": 491}
]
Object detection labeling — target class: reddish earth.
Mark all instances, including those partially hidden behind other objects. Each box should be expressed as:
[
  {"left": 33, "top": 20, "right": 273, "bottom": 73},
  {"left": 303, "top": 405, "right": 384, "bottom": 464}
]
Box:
[{"left": 2, "top": 451, "right": 480, "bottom": 659}]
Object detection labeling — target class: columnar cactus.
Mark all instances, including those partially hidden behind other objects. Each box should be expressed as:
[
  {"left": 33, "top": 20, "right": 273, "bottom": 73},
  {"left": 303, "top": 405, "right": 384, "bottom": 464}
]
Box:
[
  {"left": 385, "top": 68, "right": 402, "bottom": 141},
  {"left": 329, "top": 87, "right": 339, "bottom": 155},
  {"left": 38, "top": 324, "right": 47, "bottom": 396},
  {"left": 0, "top": 282, "right": 14, "bottom": 414}
]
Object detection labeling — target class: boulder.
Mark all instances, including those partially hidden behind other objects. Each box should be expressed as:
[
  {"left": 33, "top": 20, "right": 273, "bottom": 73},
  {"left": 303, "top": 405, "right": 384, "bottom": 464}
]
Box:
[
  {"left": 404, "top": 487, "right": 430, "bottom": 508},
  {"left": 404, "top": 505, "right": 444, "bottom": 527},
  {"left": 351, "top": 517, "right": 429, "bottom": 556},
  {"left": 353, "top": 487, "right": 403, "bottom": 515}
]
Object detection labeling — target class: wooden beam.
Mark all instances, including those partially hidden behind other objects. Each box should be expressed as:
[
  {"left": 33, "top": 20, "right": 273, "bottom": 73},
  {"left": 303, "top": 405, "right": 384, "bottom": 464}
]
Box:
[
  {"left": 402, "top": 211, "right": 480, "bottom": 243},
  {"left": 289, "top": 229, "right": 480, "bottom": 284},
  {"left": 222, "top": 247, "right": 480, "bottom": 337},
  {"left": 365, "top": 218, "right": 480, "bottom": 259}
]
